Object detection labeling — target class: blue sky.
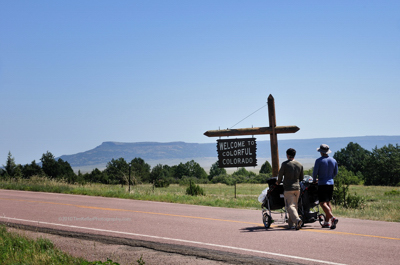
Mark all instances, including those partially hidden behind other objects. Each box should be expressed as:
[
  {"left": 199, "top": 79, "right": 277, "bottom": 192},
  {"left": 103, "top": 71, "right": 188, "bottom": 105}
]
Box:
[{"left": 1, "top": 1, "right": 399, "bottom": 165}]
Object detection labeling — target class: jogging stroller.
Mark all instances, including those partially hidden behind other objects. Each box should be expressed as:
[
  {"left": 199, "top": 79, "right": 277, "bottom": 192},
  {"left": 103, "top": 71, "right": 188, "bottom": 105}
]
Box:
[
  {"left": 298, "top": 177, "right": 326, "bottom": 227},
  {"left": 260, "top": 177, "right": 287, "bottom": 228}
]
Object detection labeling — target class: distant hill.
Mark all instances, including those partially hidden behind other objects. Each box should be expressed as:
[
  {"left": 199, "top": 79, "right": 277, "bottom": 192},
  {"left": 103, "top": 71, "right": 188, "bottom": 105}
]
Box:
[
  {"left": 59, "top": 141, "right": 216, "bottom": 167},
  {"left": 58, "top": 136, "right": 400, "bottom": 172}
]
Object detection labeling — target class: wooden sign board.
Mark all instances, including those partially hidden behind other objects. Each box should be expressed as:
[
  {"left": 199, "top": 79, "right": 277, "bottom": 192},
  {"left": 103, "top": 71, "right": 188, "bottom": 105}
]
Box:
[{"left": 217, "top": 138, "right": 257, "bottom": 168}]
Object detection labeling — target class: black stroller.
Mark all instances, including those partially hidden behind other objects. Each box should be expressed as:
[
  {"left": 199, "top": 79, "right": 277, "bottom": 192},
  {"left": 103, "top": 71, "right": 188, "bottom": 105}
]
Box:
[
  {"left": 298, "top": 179, "right": 326, "bottom": 227},
  {"left": 261, "top": 176, "right": 326, "bottom": 229},
  {"left": 261, "top": 177, "right": 287, "bottom": 228}
]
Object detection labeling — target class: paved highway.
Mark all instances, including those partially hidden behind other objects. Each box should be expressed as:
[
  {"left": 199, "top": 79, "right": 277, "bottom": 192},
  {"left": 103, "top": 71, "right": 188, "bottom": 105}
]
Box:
[{"left": 1, "top": 189, "right": 399, "bottom": 265}]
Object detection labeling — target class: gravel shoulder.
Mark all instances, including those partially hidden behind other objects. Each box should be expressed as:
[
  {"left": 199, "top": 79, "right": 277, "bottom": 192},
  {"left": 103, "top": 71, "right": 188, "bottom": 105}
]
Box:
[{"left": 4, "top": 222, "right": 298, "bottom": 265}]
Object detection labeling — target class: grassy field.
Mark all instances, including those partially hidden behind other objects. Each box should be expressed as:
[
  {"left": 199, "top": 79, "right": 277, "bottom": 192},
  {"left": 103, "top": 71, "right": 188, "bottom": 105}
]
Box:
[
  {"left": 336, "top": 185, "right": 400, "bottom": 222},
  {"left": 1, "top": 177, "right": 400, "bottom": 222}
]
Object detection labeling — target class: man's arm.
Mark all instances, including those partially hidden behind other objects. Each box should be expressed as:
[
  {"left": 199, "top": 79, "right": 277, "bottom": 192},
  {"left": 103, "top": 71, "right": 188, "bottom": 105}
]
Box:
[
  {"left": 312, "top": 159, "right": 319, "bottom": 182},
  {"left": 333, "top": 160, "right": 338, "bottom": 178},
  {"left": 299, "top": 165, "right": 304, "bottom": 182},
  {"left": 276, "top": 164, "right": 284, "bottom": 185}
]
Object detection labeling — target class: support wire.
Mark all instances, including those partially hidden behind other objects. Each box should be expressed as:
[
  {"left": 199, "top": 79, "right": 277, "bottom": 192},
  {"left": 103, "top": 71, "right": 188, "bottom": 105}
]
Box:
[{"left": 230, "top": 103, "right": 268, "bottom": 129}]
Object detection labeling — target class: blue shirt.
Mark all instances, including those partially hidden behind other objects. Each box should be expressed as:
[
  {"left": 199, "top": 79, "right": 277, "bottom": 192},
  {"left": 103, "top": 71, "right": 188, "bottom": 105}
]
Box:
[{"left": 312, "top": 156, "right": 338, "bottom": 185}]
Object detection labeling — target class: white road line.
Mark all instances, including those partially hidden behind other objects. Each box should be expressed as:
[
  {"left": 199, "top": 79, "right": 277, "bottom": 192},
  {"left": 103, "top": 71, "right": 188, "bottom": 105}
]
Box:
[{"left": 1, "top": 216, "right": 347, "bottom": 265}]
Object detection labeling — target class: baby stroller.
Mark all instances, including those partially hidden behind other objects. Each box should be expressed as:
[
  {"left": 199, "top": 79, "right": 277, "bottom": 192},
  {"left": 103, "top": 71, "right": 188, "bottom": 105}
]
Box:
[
  {"left": 298, "top": 177, "right": 326, "bottom": 227},
  {"left": 260, "top": 176, "right": 326, "bottom": 229},
  {"left": 260, "top": 177, "right": 287, "bottom": 228}
]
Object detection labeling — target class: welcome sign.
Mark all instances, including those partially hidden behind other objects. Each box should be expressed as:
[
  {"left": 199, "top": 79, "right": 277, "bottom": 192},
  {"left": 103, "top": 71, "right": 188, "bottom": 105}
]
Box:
[{"left": 217, "top": 138, "right": 257, "bottom": 168}]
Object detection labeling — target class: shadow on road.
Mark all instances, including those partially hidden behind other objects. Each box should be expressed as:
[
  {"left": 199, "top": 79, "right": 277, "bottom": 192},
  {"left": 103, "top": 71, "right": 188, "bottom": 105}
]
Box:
[
  {"left": 240, "top": 224, "right": 306, "bottom": 233},
  {"left": 239, "top": 226, "right": 267, "bottom": 232}
]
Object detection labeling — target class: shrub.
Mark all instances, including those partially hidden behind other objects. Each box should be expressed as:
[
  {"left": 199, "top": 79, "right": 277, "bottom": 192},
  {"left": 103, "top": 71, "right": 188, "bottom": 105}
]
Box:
[
  {"left": 211, "top": 174, "right": 230, "bottom": 185},
  {"left": 334, "top": 177, "right": 364, "bottom": 209},
  {"left": 254, "top": 173, "right": 270, "bottom": 184},
  {"left": 186, "top": 180, "right": 205, "bottom": 196},
  {"left": 153, "top": 178, "right": 170, "bottom": 188}
]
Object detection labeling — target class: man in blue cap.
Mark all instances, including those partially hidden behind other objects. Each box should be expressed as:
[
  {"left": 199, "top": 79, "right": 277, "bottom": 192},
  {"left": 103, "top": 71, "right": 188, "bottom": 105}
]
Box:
[{"left": 313, "top": 144, "right": 339, "bottom": 229}]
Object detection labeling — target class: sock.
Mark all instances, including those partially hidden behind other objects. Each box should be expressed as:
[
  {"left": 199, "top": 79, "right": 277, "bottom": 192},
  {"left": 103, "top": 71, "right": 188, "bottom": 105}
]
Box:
[{"left": 324, "top": 221, "right": 329, "bottom": 225}]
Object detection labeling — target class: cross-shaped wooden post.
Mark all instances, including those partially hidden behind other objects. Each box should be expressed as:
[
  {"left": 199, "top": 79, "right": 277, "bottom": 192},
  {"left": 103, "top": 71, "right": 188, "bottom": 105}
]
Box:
[{"left": 204, "top": 94, "right": 300, "bottom": 177}]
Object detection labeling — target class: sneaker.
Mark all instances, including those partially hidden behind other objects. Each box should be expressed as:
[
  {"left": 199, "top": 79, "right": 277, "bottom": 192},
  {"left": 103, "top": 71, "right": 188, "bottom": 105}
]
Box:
[
  {"left": 296, "top": 219, "right": 303, "bottom": 230},
  {"left": 321, "top": 223, "right": 330, "bottom": 228},
  {"left": 330, "top": 218, "right": 339, "bottom": 229}
]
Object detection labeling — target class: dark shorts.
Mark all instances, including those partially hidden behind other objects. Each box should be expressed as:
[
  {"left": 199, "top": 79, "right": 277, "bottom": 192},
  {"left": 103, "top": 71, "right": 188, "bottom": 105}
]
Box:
[{"left": 318, "top": 185, "right": 334, "bottom": 202}]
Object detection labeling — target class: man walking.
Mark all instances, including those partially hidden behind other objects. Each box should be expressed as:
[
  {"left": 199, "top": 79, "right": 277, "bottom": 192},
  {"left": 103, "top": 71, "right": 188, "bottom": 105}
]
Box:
[
  {"left": 313, "top": 144, "right": 339, "bottom": 229},
  {"left": 276, "top": 148, "right": 304, "bottom": 230}
]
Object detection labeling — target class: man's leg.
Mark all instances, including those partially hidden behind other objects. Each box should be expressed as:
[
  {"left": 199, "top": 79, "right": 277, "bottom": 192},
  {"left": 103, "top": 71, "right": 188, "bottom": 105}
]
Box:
[
  {"left": 327, "top": 200, "right": 339, "bottom": 229},
  {"left": 320, "top": 201, "right": 332, "bottom": 220},
  {"left": 285, "top": 190, "right": 301, "bottom": 229},
  {"left": 318, "top": 185, "right": 333, "bottom": 223},
  {"left": 326, "top": 201, "right": 332, "bottom": 216},
  {"left": 284, "top": 191, "right": 294, "bottom": 227}
]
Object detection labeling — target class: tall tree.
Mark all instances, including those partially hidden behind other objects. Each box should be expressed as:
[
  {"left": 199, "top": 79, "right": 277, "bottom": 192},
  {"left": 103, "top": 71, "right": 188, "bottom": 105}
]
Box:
[
  {"left": 363, "top": 144, "right": 400, "bottom": 186},
  {"left": 105, "top": 158, "right": 129, "bottom": 185},
  {"left": 333, "top": 142, "right": 370, "bottom": 175},
  {"left": 185, "top": 160, "right": 208, "bottom": 179},
  {"left": 40, "top": 151, "right": 76, "bottom": 181},
  {"left": 57, "top": 158, "right": 76, "bottom": 182},
  {"left": 150, "top": 164, "right": 171, "bottom": 187},
  {"left": 259, "top": 160, "right": 272, "bottom": 174},
  {"left": 171, "top": 160, "right": 207, "bottom": 180},
  {"left": 130, "top": 157, "right": 151, "bottom": 183},
  {"left": 3, "top": 152, "right": 21, "bottom": 178},
  {"left": 208, "top": 161, "right": 227, "bottom": 180},
  {"left": 172, "top": 163, "right": 189, "bottom": 179},
  {"left": 40, "top": 151, "right": 59, "bottom": 178},
  {"left": 22, "top": 160, "right": 43, "bottom": 178}
]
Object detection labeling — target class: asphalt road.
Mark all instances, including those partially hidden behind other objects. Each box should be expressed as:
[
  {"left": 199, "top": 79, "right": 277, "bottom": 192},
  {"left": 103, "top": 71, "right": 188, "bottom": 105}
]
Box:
[{"left": 1, "top": 189, "right": 399, "bottom": 265}]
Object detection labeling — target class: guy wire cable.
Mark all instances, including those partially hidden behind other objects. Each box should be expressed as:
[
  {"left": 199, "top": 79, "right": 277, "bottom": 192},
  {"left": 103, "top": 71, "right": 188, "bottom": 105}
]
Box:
[{"left": 230, "top": 103, "right": 268, "bottom": 129}]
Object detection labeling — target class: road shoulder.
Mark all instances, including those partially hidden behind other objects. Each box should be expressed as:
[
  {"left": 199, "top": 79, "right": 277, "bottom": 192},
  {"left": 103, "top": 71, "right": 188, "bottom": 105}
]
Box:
[{"left": 2, "top": 222, "right": 300, "bottom": 265}]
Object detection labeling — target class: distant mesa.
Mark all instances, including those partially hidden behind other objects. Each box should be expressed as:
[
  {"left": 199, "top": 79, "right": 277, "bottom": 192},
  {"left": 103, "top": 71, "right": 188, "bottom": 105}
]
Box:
[{"left": 58, "top": 136, "right": 400, "bottom": 172}]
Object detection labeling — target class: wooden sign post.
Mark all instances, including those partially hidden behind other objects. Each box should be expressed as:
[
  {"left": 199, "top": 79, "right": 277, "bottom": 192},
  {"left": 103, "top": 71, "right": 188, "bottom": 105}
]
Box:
[{"left": 204, "top": 94, "right": 299, "bottom": 177}]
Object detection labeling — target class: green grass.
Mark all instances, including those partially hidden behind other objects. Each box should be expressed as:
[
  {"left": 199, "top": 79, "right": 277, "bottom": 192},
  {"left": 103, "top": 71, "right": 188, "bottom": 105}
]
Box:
[
  {"left": 1, "top": 177, "right": 400, "bottom": 222},
  {"left": 0, "top": 225, "right": 144, "bottom": 264},
  {"left": 0, "top": 225, "right": 87, "bottom": 265},
  {"left": 333, "top": 185, "right": 400, "bottom": 222}
]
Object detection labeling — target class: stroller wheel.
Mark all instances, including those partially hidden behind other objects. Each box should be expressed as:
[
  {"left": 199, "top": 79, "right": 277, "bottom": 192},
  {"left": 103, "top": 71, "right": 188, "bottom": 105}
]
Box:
[
  {"left": 318, "top": 214, "right": 326, "bottom": 227},
  {"left": 262, "top": 212, "right": 272, "bottom": 229}
]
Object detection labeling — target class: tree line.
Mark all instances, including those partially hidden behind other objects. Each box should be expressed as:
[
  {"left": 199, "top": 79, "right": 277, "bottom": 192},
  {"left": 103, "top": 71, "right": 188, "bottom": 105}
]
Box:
[
  {"left": 1, "top": 142, "right": 399, "bottom": 187},
  {"left": 0, "top": 151, "right": 273, "bottom": 187},
  {"left": 333, "top": 142, "right": 400, "bottom": 186}
]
